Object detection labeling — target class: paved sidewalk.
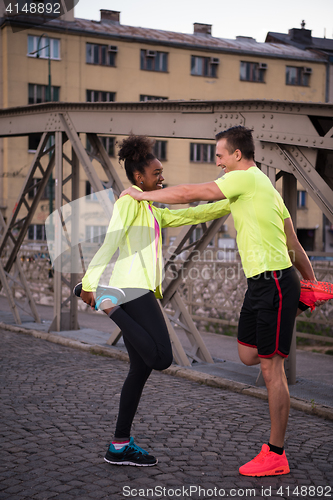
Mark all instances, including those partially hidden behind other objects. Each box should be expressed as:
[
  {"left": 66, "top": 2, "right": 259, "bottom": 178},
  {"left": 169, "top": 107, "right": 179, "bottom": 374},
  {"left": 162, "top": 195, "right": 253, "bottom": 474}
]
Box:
[{"left": 1, "top": 327, "right": 333, "bottom": 500}]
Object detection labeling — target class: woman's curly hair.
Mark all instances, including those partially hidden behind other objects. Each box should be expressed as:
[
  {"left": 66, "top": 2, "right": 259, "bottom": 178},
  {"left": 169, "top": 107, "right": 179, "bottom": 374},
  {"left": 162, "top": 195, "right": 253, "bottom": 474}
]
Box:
[{"left": 118, "top": 134, "right": 156, "bottom": 184}]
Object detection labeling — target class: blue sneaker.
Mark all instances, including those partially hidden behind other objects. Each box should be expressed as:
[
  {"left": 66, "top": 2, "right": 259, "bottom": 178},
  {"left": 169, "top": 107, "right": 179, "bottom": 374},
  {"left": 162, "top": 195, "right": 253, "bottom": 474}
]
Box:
[
  {"left": 104, "top": 437, "right": 158, "bottom": 466},
  {"left": 73, "top": 283, "right": 126, "bottom": 311}
]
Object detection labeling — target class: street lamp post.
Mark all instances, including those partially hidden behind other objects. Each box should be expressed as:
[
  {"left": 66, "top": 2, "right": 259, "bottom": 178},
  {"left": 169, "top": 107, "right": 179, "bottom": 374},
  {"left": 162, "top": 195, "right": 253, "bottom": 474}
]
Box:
[
  {"left": 30, "top": 34, "right": 53, "bottom": 221},
  {"left": 36, "top": 33, "right": 51, "bottom": 102}
]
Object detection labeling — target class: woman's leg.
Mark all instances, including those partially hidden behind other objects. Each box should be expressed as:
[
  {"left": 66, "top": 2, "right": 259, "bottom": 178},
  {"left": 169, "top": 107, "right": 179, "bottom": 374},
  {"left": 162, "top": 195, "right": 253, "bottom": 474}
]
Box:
[
  {"left": 114, "top": 336, "right": 152, "bottom": 439},
  {"left": 111, "top": 291, "right": 173, "bottom": 371}
]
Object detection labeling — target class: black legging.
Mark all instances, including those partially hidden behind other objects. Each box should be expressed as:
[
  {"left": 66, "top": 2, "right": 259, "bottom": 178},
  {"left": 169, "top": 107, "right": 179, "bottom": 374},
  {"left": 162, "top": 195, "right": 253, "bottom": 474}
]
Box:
[{"left": 110, "top": 290, "right": 173, "bottom": 439}]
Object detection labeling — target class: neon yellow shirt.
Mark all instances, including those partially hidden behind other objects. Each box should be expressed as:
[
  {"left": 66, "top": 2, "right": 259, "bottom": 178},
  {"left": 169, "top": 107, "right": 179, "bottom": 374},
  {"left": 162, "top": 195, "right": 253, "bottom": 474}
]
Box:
[
  {"left": 82, "top": 187, "right": 231, "bottom": 298},
  {"left": 215, "top": 167, "right": 292, "bottom": 278}
]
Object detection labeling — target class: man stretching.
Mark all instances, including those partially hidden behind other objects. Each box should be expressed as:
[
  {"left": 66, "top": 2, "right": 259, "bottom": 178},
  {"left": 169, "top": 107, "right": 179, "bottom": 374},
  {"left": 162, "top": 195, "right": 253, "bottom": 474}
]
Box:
[{"left": 121, "top": 126, "right": 318, "bottom": 476}]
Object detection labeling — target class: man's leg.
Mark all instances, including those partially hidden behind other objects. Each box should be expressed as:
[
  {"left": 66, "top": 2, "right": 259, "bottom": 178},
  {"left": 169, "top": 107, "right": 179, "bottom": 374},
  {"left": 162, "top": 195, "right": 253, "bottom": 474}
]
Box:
[
  {"left": 260, "top": 355, "right": 289, "bottom": 448},
  {"left": 238, "top": 343, "right": 259, "bottom": 366}
]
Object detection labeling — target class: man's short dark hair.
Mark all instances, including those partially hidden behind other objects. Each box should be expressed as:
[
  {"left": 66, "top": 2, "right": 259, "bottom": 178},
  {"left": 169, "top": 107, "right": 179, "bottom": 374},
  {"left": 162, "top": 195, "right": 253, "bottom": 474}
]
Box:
[{"left": 215, "top": 126, "right": 255, "bottom": 161}]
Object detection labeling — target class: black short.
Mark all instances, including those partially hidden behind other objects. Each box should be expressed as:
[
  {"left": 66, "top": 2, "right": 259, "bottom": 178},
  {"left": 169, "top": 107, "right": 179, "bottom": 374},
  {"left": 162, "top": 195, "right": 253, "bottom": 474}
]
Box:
[{"left": 238, "top": 266, "right": 300, "bottom": 358}]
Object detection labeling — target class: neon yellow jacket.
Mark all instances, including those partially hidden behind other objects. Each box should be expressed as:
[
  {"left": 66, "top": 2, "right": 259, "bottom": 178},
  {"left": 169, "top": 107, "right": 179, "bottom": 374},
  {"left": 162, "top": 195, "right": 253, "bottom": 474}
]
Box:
[{"left": 82, "top": 187, "right": 230, "bottom": 298}]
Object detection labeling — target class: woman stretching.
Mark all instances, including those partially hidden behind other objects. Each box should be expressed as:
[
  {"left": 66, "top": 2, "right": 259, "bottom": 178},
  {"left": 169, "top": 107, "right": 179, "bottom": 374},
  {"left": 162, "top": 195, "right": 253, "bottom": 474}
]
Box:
[{"left": 78, "top": 135, "right": 230, "bottom": 466}]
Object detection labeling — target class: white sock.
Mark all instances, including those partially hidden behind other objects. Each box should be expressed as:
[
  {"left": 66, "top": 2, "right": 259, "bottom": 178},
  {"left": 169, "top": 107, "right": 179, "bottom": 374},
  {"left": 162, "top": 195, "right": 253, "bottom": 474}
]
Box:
[{"left": 112, "top": 439, "right": 129, "bottom": 450}]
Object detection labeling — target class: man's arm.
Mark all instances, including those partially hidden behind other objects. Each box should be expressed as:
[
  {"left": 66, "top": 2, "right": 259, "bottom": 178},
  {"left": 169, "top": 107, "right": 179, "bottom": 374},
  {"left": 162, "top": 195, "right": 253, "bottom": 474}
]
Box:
[
  {"left": 284, "top": 217, "right": 316, "bottom": 280},
  {"left": 159, "top": 199, "right": 231, "bottom": 228},
  {"left": 120, "top": 182, "right": 225, "bottom": 204}
]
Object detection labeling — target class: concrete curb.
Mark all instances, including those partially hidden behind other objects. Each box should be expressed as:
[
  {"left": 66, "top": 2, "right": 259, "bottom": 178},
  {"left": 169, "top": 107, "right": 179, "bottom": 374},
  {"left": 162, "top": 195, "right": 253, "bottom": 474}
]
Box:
[{"left": 2, "top": 321, "right": 333, "bottom": 422}]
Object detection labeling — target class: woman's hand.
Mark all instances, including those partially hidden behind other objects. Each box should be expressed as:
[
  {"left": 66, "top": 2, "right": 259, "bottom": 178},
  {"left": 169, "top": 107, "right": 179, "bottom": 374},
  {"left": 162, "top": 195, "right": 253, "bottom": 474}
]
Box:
[
  {"left": 80, "top": 289, "right": 96, "bottom": 310},
  {"left": 120, "top": 187, "right": 144, "bottom": 200}
]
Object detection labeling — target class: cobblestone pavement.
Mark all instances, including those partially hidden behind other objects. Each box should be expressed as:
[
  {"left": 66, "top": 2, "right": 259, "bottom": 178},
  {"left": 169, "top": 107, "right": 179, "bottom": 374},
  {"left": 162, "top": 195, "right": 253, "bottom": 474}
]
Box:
[{"left": 1, "top": 328, "right": 332, "bottom": 500}]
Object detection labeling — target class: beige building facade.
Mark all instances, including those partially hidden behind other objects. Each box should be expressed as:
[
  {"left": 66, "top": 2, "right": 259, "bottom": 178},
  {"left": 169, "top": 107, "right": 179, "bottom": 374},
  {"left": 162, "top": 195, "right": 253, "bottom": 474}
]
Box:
[{"left": 0, "top": 7, "right": 330, "bottom": 250}]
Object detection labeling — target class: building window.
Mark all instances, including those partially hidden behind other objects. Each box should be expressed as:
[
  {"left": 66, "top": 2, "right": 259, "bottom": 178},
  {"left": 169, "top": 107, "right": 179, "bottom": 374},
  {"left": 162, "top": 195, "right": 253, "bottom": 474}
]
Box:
[
  {"left": 27, "top": 35, "right": 60, "bottom": 60},
  {"left": 297, "top": 190, "right": 307, "bottom": 208},
  {"left": 28, "top": 177, "right": 54, "bottom": 200},
  {"left": 140, "top": 95, "right": 168, "bottom": 101},
  {"left": 86, "top": 90, "right": 116, "bottom": 102},
  {"left": 28, "top": 224, "right": 47, "bottom": 241},
  {"left": 240, "top": 61, "right": 266, "bottom": 82},
  {"left": 190, "top": 143, "right": 215, "bottom": 163},
  {"left": 28, "top": 83, "right": 60, "bottom": 104},
  {"left": 140, "top": 50, "right": 168, "bottom": 72},
  {"left": 86, "top": 43, "right": 117, "bottom": 67},
  {"left": 100, "top": 136, "right": 115, "bottom": 157},
  {"left": 191, "top": 56, "right": 219, "bottom": 77},
  {"left": 28, "top": 134, "right": 54, "bottom": 153},
  {"left": 286, "top": 66, "right": 311, "bottom": 86},
  {"left": 86, "top": 136, "right": 115, "bottom": 157},
  {"left": 85, "top": 225, "right": 108, "bottom": 244},
  {"left": 28, "top": 133, "right": 42, "bottom": 152},
  {"left": 154, "top": 140, "right": 167, "bottom": 161}
]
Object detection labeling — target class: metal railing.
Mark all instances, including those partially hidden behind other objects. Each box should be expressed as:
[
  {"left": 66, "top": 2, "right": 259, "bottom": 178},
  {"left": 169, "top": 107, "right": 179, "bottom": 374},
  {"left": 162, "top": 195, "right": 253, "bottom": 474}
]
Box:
[{"left": 2, "top": 243, "right": 333, "bottom": 342}]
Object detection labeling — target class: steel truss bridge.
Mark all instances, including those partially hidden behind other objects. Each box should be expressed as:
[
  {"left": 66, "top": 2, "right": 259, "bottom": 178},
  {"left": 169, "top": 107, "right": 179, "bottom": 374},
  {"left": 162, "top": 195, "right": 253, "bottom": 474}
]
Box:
[{"left": 0, "top": 99, "right": 332, "bottom": 384}]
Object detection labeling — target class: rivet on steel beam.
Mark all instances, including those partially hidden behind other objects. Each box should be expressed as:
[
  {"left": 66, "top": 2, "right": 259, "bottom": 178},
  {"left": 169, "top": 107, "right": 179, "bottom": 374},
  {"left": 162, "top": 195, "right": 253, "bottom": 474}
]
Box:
[
  {"left": 256, "top": 135, "right": 259, "bottom": 138},
  {"left": 270, "top": 125, "right": 273, "bottom": 129},
  {"left": 225, "top": 114, "right": 228, "bottom": 118},
  {"left": 283, "top": 136, "right": 286, "bottom": 140},
  {"left": 230, "top": 114, "right": 233, "bottom": 118},
  {"left": 262, "top": 157, "right": 265, "bottom": 161},
  {"left": 276, "top": 135, "right": 279, "bottom": 139},
  {"left": 235, "top": 115, "right": 238, "bottom": 119},
  {"left": 215, "top": 119, "right": 218, "bottom": 123},
  {"left": 269, "top": 160, "right": 273, "bottom": 164},
  {"left": 320, "top": 140, "right": 323, "bottom": 144},
  {"left": 173, "top": 119, "right": 176, "bottom": 123},
  {"left": 262, "top": 124, "right": 265, "bottom": 128},
  {"left": 262, "top": 114, "right": 265, "bottom": 118},
  {"left": 271, "top": 115, "right": 274, "bottom": 119}
]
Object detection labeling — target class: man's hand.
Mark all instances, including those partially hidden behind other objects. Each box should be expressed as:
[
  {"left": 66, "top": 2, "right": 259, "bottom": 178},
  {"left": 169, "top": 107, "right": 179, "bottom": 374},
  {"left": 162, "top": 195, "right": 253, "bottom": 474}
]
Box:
[
  {"left": 80, "top": 289, "right": 96, "bottom": 310},
  {"left": 120, "top": 187, "right": 144, "bottom": 200}
]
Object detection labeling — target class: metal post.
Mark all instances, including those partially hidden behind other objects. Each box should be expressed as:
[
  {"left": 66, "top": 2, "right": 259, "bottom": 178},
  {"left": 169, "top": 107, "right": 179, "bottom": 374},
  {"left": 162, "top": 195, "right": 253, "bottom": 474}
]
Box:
[
  {"left": 52, "top": 131, "right": 63, "bottom": 332},
  {"left": 282, "top": 172, "right": 297, "bottom": 385}
]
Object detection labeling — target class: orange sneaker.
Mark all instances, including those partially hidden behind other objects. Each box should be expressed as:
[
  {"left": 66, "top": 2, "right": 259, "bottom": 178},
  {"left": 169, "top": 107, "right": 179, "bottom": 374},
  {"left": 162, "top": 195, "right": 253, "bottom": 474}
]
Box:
[
  {"left": 300, "top": 280, "right": 333, "bottom": 312},
  {"left": 239, "top": 444, "right": 290, "bottom": 477}
]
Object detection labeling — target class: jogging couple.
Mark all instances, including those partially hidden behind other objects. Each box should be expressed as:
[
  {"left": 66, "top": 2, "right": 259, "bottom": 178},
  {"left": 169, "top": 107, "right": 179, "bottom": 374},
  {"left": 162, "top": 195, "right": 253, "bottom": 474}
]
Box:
[{"left": 78, "top": 126, "right": 326, "bottom": 477}]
